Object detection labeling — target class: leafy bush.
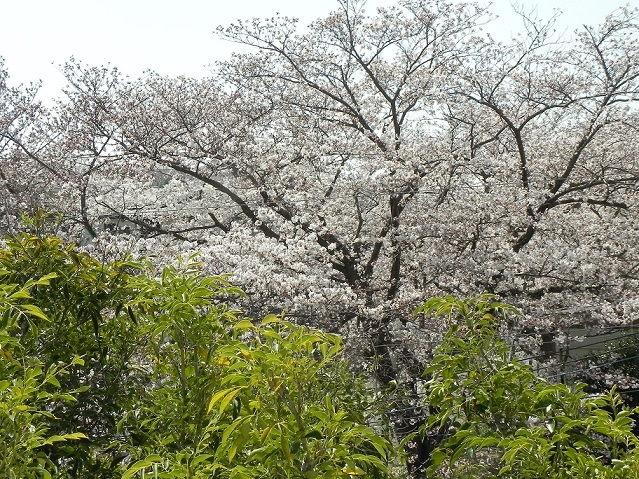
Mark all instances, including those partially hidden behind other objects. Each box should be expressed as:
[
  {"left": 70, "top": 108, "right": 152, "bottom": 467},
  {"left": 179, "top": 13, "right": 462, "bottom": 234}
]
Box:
[
  {"left": 8, "top": 227, "right": 637, "bottom": 479},
  {"left": 0, "top": 273, "right": 86, "bottom": 478},
  {"left": 120, "top": 261, "right": 395, "bottom": 478},
  {"left": 417, "top": 295, "right": 639, "bottom": 479},
  {"left": 0, "top": 232, "right": 396, "bottom": 478},
  {"left": 0, "top": 232, "right": 145, "bottom": 477}
]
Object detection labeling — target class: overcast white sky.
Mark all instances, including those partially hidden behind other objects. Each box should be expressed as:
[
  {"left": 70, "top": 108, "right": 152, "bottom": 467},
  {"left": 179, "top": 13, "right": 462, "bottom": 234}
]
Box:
[{"left": 0, "top": 0, "right": 632, "bottom": 100}]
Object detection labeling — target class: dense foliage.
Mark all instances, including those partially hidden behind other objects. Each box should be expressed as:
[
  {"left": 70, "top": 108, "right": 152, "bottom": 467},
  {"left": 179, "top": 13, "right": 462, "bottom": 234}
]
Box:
[
  {"left": 0, "top": 272, "right": 86, "bottom": 478},
  {"left": 418, "top": 295, "right": 639, "bottom": 478},
  {"left": 0, "top": 233, "right": 638, "bottom": 478},
  {"left": 0, "top": 232, "right": 395, "bottom": 478}
]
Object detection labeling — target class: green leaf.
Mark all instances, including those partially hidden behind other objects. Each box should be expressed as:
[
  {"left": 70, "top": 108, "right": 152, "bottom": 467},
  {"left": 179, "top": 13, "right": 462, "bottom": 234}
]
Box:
[
  {"left": 221, "top": 417, "right": 248, "bottom": 444},
  {"left": 220, "top": 387, "right": 245, "bottom": 415},
  {"left": 229, "top": 466, "right": 254, "bottom": 479},
  {"left": 21, "top": 304, "right": 49, "bottom": 321},
  {"left": 44, "top": 433, "right": 87, "bottom": 444},
  {"left": 8, "top": 289, "right": 32, "bottom": 300},
  {"left": 33, "top": 272, "right": 58, "bottom": 285},
  {"left": 233, "top": 319, "right": 255, "bottom": 330},
  {"left": 122, "top": 455, "right": 164, "bottom": 479},
  {"left": 281, "top": 434, "right": 292, "bottom": 462},
  {"left": 228, "top": 426, "right": 250, "bottom": 462},
  {"left": 127, "top": 305, "right": 137, "bottom": 324},
  {"left": 342, "top": 459, "right": 366, "bottom": 476},
  {"left": 208, "top": 387, "right": 244, "bottom": 414},
  {"left": 46, "top": 375, "right": 61, "bottom": 388},
  {"left": 190, "top": 454, "right": 214, "bottom": 466},
  {"left": 262, "top": 314, "right": 280, "bottom": 325},
  {"left": 304, "top": 429, "right": 323, "bottom": 440}
]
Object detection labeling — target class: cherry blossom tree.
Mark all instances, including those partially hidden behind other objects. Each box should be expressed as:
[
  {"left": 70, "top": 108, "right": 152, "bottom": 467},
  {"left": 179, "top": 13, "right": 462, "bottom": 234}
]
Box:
[
  {"left": 0, "top": 60, "right": 48, "bottom": 233},
  {"left": 2, "top": 1, "right": 639, "bottom": 475}
]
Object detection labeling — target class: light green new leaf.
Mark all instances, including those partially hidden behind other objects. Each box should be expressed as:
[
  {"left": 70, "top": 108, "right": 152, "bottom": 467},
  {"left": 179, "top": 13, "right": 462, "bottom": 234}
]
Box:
[
  {"left": 21, "top": 304, "right": 49, "bottom": 321},
  {"left": 208, "top": 387, "right": 245, "bottom": 414},
  {"left": 122, "top": 455, "right": 164, "bottom": 479}
]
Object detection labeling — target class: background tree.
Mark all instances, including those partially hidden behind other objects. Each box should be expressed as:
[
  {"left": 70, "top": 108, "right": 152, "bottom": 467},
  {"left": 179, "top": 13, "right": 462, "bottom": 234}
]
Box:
[
  {"left": 9, "top": 0, "right": 634, "bottom": 340},
  {"left": 0, "top": 60, "right": 48, "bottom": 234}
]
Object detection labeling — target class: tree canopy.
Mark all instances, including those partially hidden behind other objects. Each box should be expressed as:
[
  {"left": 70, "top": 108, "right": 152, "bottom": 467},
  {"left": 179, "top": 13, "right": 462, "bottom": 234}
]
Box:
[{"left": 1, "top": 1, "right": 637, "bottom": 334}]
